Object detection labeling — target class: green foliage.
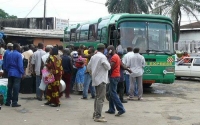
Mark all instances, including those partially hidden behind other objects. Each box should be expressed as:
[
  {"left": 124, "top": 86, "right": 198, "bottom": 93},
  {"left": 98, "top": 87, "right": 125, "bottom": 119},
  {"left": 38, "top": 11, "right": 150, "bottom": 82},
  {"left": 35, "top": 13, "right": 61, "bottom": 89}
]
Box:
[
  {"left": 105, "top": 0, "right": 153, "bottom": 14},
  {"left": 152, "top": 0, "right": 200, "bottom": 42},
  {"left": 0, "top": 9, "right": 17, "bottom": 19}
]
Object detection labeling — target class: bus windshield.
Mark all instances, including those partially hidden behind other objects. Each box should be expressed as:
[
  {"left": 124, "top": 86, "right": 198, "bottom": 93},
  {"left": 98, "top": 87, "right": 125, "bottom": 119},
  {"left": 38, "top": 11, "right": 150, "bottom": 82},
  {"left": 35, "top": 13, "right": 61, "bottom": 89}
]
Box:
[{"left": 119, "top": 22, "right": 174, "bottom": 54}]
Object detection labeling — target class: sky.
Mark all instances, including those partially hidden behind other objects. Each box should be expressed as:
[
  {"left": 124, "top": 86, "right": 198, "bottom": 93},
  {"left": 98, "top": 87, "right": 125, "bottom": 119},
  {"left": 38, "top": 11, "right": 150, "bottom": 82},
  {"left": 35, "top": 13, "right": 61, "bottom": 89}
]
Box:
[
  {"left": 0, "top": 0, "right": 200, "bottom": 25},
  {"left": 0, "top": 0, "right": 109, "bottom": 24}
]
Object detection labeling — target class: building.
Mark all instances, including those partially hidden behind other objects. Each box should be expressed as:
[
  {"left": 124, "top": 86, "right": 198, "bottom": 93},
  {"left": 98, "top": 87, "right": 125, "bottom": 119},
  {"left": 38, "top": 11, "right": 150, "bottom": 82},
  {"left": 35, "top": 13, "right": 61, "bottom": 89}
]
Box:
[
  {"left": 0, "top": 17, "right": 69, "bottom": 30},
  {"left": 3, "top": 27, "right": 64, "bottom": 46},
  {"left": 177, "top": 22, "right": 200, "bottom": 53}
]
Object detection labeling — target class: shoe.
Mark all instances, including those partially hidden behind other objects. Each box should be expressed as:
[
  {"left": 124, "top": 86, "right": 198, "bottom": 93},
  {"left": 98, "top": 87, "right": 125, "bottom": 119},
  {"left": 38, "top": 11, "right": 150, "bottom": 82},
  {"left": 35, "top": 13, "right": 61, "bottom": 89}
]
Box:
[
  {"left": 81, "top": 97, "right": 87, "bottom": 100},
  {"left": 115, "top": 111, "right": 125, "bottom": 116},
  {"left": 50, "top": 104, "right": 60, "bottom": 107},
  {"left": 138, "top": 97, "right": 143, "bottom": 101},
  {"left": 5, "top": 103, "right": 10, "bottom": 106},
  {"left": 93, "top": 115, "right": 105, "bottom": 119},
  {"left": 105, "top": 111, "right": 115, "bottom": 114},
  {"left": 94, "top": 117, "right": 107, "bottom": 122},
  {"left": 121, "top": 100, "right": 128, "bottom": 103},
  {"left": 65, "top": 96, "right": 71, "bottom": 98},
  {"left": 91, "top": 96, "right": 95, "bottom": 99},
  {"left": 127, "top": 96, "right": 134, "bottom": 100},
  {"left": 12, "top": 104, "right": 21, "bottom": 107},
  {"left": 44, "top": 102, "right": 51, "bottom": 105},
  {"left": 37, "top": 97, "right": 42, "bottom": 101}
]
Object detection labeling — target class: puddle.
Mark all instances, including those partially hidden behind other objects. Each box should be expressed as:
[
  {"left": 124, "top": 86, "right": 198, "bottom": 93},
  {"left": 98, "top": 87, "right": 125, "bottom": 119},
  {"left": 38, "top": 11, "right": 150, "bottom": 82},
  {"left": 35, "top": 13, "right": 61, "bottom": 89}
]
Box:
[
  {"left": 152, "top": 90, "right": 166, "bottom": 94},
  {"left": 168, "top": 116, "right": 182, "bottom": 120},
  {"left": 21, "top": 97, "right": 36, "bottom": 100}
]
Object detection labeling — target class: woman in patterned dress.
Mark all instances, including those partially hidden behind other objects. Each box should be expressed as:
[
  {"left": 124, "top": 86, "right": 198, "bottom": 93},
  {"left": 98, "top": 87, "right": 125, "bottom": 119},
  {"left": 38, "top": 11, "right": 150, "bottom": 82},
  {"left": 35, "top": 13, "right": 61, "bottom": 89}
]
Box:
[
  {"left": 73, "top": 55, "right": 86, "bottom": 94},
  {"left": 44, "top": 47, "right": 63, "bottom": 107}
]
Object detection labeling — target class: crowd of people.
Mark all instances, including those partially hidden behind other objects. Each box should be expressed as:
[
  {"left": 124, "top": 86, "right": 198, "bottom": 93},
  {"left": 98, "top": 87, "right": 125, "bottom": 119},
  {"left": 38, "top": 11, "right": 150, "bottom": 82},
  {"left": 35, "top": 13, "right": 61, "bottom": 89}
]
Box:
[{"left": 0, "top": 42, "right": 146, "bottom": 122}]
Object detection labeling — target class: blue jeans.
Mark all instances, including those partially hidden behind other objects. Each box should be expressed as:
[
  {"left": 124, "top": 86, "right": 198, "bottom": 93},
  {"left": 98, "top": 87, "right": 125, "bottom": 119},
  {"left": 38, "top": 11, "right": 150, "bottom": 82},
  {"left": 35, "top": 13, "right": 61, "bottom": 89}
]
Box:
[
  {"left": 108, "top": 77, "right": 125, "bottom": 113},
  {"left": 6, "top": 76, "right": 21, "bottom": 105},
  {"left": 36, "top": 75, "right": 41, "bottom": 98},
  {"left": 125, "top": 74, "right": 130, "bottom": 95},
  {"left": 126, "top": 74, "right": 138, "bottom": 96},
  {"left": 83, "top": 73, "right": 95, "bottom": 98}
]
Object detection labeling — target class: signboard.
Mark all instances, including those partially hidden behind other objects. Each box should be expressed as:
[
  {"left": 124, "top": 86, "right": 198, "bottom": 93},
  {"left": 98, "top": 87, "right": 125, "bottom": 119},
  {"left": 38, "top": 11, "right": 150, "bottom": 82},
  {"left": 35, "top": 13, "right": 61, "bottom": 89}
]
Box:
[{"left": 55, "top": 18, "right": 69, "bottom": 30}]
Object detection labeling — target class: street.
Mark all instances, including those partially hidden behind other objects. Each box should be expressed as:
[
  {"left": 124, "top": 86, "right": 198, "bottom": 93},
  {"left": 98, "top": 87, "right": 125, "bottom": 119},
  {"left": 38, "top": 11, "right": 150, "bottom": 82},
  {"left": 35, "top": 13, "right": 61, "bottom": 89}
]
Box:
[{"left": 1, "top": 78, "right": 200, "bottom": 125}]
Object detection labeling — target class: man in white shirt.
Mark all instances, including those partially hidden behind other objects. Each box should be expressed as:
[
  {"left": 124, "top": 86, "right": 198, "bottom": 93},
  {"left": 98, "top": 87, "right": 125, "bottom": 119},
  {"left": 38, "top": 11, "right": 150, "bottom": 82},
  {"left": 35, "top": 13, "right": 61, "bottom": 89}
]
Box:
[
  {"left": 127, "top": 48, "right": 145, "bottom": 100},
  {"left": 31, "top": 43, "right": 46, "bottom": 101},
  {"left": 87, "top": 43, "right": 111, "bottom": 122},
  {"left": 122, "top": 47, "right": 135, "bottom": 96}
]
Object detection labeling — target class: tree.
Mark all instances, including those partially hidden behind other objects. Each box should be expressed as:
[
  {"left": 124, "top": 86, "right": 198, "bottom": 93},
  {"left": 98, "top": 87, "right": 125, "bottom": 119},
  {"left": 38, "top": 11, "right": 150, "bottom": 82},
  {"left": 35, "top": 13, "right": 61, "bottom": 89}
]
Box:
[
  {"left": 105, "top": 0, "right": 153, "bottom": 14},
  {"left": 152, "top": 0, "right": 200, "bottom": 42},
  {"left": 0, "top": 9, "right": 17, "bottom": 19}
]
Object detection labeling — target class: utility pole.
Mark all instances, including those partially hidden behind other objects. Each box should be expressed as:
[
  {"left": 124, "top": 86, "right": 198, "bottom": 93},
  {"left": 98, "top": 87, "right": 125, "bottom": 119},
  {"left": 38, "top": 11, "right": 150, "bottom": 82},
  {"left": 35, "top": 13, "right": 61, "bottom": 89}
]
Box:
[{"left": 43, "top": 0, "right": 46, "bottom": 29}]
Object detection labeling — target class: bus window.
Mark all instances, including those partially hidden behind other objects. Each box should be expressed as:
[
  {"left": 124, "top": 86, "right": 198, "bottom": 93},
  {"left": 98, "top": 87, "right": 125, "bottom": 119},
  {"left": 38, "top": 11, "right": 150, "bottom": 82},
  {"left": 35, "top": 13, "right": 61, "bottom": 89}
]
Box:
[
  {"left": 101, "top": 27, "right": 107, "bottom": 42},
  {"left": 97, "top": 19, "right": 109, "bottom": 40},
  {"left": 80, "top": 24, "right": 89, "bottom": 41},
  {"left": 70, "top": 29, "right": 76, "bottom": 42},
  {"left": 89, "top": 24, "right": 97, "bottom": 41},
  {"left": 76, "top": 26, "right": 81, "bottom": 42},
  {"left": 64, "top": 30, "right": 70, "bottom": 42}
]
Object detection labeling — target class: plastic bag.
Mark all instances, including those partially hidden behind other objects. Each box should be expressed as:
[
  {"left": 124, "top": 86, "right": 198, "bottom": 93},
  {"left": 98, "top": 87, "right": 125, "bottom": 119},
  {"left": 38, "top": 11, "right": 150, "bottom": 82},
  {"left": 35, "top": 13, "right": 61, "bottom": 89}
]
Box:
[{"left": 42, "top": 69, "right": 55, "bottom": 84}]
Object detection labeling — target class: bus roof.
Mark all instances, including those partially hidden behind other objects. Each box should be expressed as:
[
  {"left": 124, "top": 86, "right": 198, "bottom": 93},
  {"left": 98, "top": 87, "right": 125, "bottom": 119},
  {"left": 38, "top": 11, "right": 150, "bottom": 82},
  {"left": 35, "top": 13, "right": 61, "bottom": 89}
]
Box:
[
  {"left": 64, "top": 24, "right": 80, "bottom": 31},
  {"left": 89, "top": 18, "right": 102, "bottom": 25},
  {"left": 107, "top": 13, "right": 173, "bottom": 25}
]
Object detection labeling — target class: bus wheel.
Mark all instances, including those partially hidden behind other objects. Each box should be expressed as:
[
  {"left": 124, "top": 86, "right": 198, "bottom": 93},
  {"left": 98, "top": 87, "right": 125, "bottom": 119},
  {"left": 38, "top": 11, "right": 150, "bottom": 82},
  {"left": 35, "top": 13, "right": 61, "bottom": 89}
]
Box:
[
  {"left": 143, "top": 84, "right": 152, "bottom": 88},
  {"left": 176, "top": 76, "right": 181, "bottom": 80}
]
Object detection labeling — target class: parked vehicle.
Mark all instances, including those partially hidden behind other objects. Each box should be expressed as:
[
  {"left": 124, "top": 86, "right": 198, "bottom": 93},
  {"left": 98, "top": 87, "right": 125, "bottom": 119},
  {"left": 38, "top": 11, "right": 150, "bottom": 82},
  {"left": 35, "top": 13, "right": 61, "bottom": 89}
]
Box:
[{"left": 175, "top": 57, "right": 200, "bottom": 79}]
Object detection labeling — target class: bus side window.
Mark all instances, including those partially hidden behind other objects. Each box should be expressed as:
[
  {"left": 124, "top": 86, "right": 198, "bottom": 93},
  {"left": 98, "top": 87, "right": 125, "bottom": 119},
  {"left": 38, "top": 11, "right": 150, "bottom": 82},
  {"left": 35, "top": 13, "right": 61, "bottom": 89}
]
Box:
[
  {"left": 100, "top": 27, "right": 107, "bottom": 42},
  {"left": 80, "top": 24, "right": 89, "bottom": 42},
  {"left": 89, "top": 24, "right": 97, "bottom": 41},
  {"left": 70, "top": 29, "right": 76, "bottom": 42},
  {"left": 75, "top": 27, "right": 81, "bottom": 42}
]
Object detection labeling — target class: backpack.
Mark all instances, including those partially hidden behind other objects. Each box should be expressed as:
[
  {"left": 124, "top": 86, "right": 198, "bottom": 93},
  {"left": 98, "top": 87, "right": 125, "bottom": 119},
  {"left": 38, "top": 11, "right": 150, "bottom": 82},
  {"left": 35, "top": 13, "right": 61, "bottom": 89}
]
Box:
[{"left": 23, "top": 57, "right": 28, "bottom": 68}]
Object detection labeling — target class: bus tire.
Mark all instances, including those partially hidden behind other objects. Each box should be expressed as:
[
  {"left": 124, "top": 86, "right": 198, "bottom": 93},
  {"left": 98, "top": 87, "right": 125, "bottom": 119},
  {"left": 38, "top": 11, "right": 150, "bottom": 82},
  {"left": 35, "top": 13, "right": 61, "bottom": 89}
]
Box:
[{"left": 176, "top": 76, "right": 181, "bottom": 79}]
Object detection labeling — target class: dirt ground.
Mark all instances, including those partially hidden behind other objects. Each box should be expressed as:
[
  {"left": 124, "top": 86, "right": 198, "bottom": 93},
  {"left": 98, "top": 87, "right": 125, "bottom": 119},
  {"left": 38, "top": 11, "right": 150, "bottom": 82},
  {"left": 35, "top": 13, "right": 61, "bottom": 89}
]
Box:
[{"left": 1, "top": 78, "right": 200, "bottom": 125}]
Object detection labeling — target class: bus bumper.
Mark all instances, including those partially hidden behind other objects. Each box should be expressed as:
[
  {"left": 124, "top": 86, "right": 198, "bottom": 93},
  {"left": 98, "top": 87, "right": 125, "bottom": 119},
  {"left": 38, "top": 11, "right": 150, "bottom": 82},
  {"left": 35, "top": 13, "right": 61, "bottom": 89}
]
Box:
[{"left": 143, "top": 74, "right": 175, "bottom": 84}]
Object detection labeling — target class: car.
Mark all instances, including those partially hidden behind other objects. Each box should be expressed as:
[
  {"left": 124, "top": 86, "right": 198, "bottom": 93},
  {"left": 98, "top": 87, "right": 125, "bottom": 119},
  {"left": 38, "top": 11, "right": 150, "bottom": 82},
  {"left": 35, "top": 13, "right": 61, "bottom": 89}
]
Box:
[{"left": 175, "top": 57, "right": 200, "bottom": 79}]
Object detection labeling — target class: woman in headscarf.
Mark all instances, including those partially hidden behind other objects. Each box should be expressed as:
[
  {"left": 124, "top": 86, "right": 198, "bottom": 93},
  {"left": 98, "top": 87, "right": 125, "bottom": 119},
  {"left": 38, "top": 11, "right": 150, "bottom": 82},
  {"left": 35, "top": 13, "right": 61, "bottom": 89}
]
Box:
[
  {"left": 44, "top": 47, "right": 63, "bottom": 107},
  {"left": 73, "top": 49, "right": 86, "bottom": 94}
]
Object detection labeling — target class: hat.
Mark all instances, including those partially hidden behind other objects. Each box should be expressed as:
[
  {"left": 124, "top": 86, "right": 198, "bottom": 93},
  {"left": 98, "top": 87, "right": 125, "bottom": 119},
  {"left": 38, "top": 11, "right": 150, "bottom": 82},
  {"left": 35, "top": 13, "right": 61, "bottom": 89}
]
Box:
[
  {"left": 97, "top": 43, "right": 105, "bottom": 49},
  {"left": 46, "top": 45, "right": 53, "bottom": 48},
  {"left": 117, "top": 51, "right": 123, "bottom": 55},
  {"left": 7, "top": 43, "right": 13, "bottom": 47}
]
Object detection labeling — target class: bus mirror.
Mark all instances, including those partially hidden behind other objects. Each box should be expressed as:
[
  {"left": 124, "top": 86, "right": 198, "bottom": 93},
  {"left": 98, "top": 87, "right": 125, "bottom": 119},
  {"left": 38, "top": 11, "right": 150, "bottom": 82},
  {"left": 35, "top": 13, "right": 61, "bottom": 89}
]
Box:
[{"left": 113, "top": 30, "right": 118, "bottom": 38}]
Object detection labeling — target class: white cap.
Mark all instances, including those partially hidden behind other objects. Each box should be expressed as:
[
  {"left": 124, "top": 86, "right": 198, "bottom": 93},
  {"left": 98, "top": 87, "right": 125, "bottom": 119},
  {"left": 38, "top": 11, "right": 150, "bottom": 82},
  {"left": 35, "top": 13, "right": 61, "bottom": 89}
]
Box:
[{"left": 7, "top": 43, "right": 13, "bottom": 47}]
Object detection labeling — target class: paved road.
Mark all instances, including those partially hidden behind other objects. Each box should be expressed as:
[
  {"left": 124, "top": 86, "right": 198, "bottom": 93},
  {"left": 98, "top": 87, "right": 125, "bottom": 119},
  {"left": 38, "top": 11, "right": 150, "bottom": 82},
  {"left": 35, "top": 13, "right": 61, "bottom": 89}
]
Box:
[{"left": 1, "top": 79, "right": 200, "bottom": 125}]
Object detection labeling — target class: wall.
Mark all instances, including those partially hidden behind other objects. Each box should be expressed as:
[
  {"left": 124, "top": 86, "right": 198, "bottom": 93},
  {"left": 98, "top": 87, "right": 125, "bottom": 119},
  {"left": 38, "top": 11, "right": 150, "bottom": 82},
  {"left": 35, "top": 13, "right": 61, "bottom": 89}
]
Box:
[
  {"left": 33, "top": 38, "right": 62, "bottom": 46},
  {"left": 180, "top": 31, "right": 200, "bottom": 42}
]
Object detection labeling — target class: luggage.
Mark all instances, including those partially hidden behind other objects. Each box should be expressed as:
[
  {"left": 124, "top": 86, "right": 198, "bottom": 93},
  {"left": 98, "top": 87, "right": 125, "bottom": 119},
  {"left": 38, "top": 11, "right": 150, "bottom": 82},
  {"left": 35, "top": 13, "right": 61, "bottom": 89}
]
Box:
[
  {"left": 20, "top": 77, "right": 34, "bottom": 94},
  {"left": 0, "top": 79, "right": 8, "bottom": 104}
]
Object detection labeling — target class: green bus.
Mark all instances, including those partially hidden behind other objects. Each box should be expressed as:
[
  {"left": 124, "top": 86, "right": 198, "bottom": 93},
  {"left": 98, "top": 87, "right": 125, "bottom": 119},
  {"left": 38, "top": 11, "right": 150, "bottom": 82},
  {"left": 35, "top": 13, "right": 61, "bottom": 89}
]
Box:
[{"left": 63, "top": 13, "right": 176, "bottom": 86}]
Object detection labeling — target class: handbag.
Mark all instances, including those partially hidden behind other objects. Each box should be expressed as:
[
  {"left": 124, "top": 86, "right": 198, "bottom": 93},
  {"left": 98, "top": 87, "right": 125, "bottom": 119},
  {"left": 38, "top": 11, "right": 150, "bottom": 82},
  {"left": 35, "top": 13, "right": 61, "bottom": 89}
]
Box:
[{"left": 42, "top": 69, "right": 55, "bottom": 84}]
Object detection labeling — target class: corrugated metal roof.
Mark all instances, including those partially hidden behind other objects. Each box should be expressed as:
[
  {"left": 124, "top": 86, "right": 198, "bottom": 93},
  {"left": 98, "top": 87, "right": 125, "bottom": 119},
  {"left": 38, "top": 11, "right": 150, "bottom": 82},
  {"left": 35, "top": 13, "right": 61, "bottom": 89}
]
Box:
[{"left": 3, "top": 27, "right": 63, "bottom": 38}]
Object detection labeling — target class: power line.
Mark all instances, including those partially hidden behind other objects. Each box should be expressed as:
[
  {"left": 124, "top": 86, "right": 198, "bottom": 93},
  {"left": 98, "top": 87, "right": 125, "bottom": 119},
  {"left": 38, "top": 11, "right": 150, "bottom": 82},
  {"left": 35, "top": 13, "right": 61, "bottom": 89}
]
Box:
[
  {"left": 84, "top": 0, "right": 104, "bottom": 5},
  {"left": 0, "top": 0, "right": 14, "bottom": 4},
  {"left": 25, "top": 0, "right": 42, "bottom": 18}
]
